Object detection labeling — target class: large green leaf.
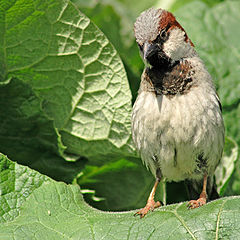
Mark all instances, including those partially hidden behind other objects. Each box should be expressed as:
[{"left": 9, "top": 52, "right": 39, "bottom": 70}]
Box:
[
  {"left": 0, "top": 77, "right": 84, "bottom": 182},
  {"left": 0, "top": 153, "right": 49, "bottom": 223},
  {"left": 1, "top": 154, "right": 240, "bottom": 239},
  {"left": 0, "top": 0, "right": 135, "bottom": 165},
  {"left": 72, "top": 0, "right": 144, "bottom": 102}
]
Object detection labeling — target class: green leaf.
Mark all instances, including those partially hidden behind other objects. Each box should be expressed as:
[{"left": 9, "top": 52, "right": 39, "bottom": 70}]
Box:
[
  {"left": 223, "top": 105, "right": 240, "bottom": 147},
  {"left": 219, "top": 139, "right": 240, "bottom": 197},
  {"left": 72, "top": 0, "right": 144, "bottom": 102},
  {"left": 215, "top": 137, "right": 238, "bottom": 195},
  {"left": 1, "top": 0, "right": 135, "bottom": 164},
  {"left": 0, "top": 153, "right": 49, "bottom": 223},
  {"left": 1, "top": 154, "right": 240, "bottom": 239},
  {"left": 0, "top": 78, "right": 63, "bottom": 159},
  {"left": 0, "top": 77, "right": 84, "bottom": 182}
]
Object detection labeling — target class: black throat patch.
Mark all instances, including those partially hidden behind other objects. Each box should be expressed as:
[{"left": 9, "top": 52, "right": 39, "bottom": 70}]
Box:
[{"left": 145, "top": 60, "right": 195, "bottom": 96}]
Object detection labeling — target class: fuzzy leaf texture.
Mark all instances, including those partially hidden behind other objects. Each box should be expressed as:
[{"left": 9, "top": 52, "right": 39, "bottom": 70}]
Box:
[
  {"left": 0, "top": 0, "right": 135, "bottom": 168},
  {"left": 1, "top": 154, "right": 240, "bottom": 240}
]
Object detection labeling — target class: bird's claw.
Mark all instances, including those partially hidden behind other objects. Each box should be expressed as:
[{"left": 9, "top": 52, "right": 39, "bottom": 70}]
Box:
[
  {"left": 187, "top": 197, "right": 206, "bottom": 209},
  {"left": 134, "top": 200, "right": 161, "bottom": 218}
]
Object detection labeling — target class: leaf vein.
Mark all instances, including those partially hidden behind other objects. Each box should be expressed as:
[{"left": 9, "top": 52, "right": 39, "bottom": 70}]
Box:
[
  {"left": 215, "top": 199, "right": 227, "bottom": 240},
  {"left": 172, "top": 205, "right": 197, "bottom": 240}
]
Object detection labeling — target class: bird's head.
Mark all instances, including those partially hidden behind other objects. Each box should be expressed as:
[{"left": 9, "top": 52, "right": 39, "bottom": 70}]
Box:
[{"left": 134, "top": 8, "right": 194, "bottom": 68}]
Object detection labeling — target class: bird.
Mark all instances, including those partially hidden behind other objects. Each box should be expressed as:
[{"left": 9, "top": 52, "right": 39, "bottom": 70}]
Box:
[{"left": 131, "top": 8, "right": 225, "bottom": 218}]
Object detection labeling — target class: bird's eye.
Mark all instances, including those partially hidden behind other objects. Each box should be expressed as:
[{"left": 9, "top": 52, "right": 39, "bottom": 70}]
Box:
[{"left": 160, "top": 29, "right": 167, "bottom": 39}]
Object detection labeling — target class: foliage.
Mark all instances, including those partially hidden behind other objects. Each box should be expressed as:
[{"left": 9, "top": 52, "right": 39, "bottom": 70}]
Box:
[
  {"left": 0, "top": 0, "right": 240, "bottom": 239},
  {"left": 1, "top": 154, "right": 240, "bottom": 239}
]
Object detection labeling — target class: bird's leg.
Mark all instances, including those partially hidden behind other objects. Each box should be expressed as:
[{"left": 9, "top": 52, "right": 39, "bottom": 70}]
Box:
[
  {"left": 134, "top": 177, "right": 161, "bottom": 218},
  {"left": 188, "top": 173, "right": 208, "bottom": 209}
]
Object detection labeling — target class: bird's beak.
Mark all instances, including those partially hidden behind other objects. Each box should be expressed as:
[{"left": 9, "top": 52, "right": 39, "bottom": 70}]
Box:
[{"left": 143, "top": 42, "right": 159, "bottom": 61}]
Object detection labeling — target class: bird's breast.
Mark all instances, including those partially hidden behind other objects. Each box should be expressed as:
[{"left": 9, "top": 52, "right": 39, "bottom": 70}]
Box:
[{"left": 131, "top": 87, "right": 224, "bottom": 181}]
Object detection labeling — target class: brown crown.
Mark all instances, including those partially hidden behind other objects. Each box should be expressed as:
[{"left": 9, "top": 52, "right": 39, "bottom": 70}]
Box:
[{"left": 159, "top": 10, "right": 194, "bottom": 47}]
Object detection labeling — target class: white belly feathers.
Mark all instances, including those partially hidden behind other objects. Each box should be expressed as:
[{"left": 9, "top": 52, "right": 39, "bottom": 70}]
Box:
[{"left": 131, "top": 87, "right": 224, "bottom": 182}]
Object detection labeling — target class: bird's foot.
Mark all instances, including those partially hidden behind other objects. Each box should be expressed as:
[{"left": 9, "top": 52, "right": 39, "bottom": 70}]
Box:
[
  {"left": 134, "top": 200, "right": 161, "bottom": 218},
  {"left": 187, "top": 197, "right": 206, "bottom": 209}
]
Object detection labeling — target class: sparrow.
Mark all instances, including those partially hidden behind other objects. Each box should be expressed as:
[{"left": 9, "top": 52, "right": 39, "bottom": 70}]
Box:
[{"left": 132, "top": 8, "right": 225, "bottom": 218}]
